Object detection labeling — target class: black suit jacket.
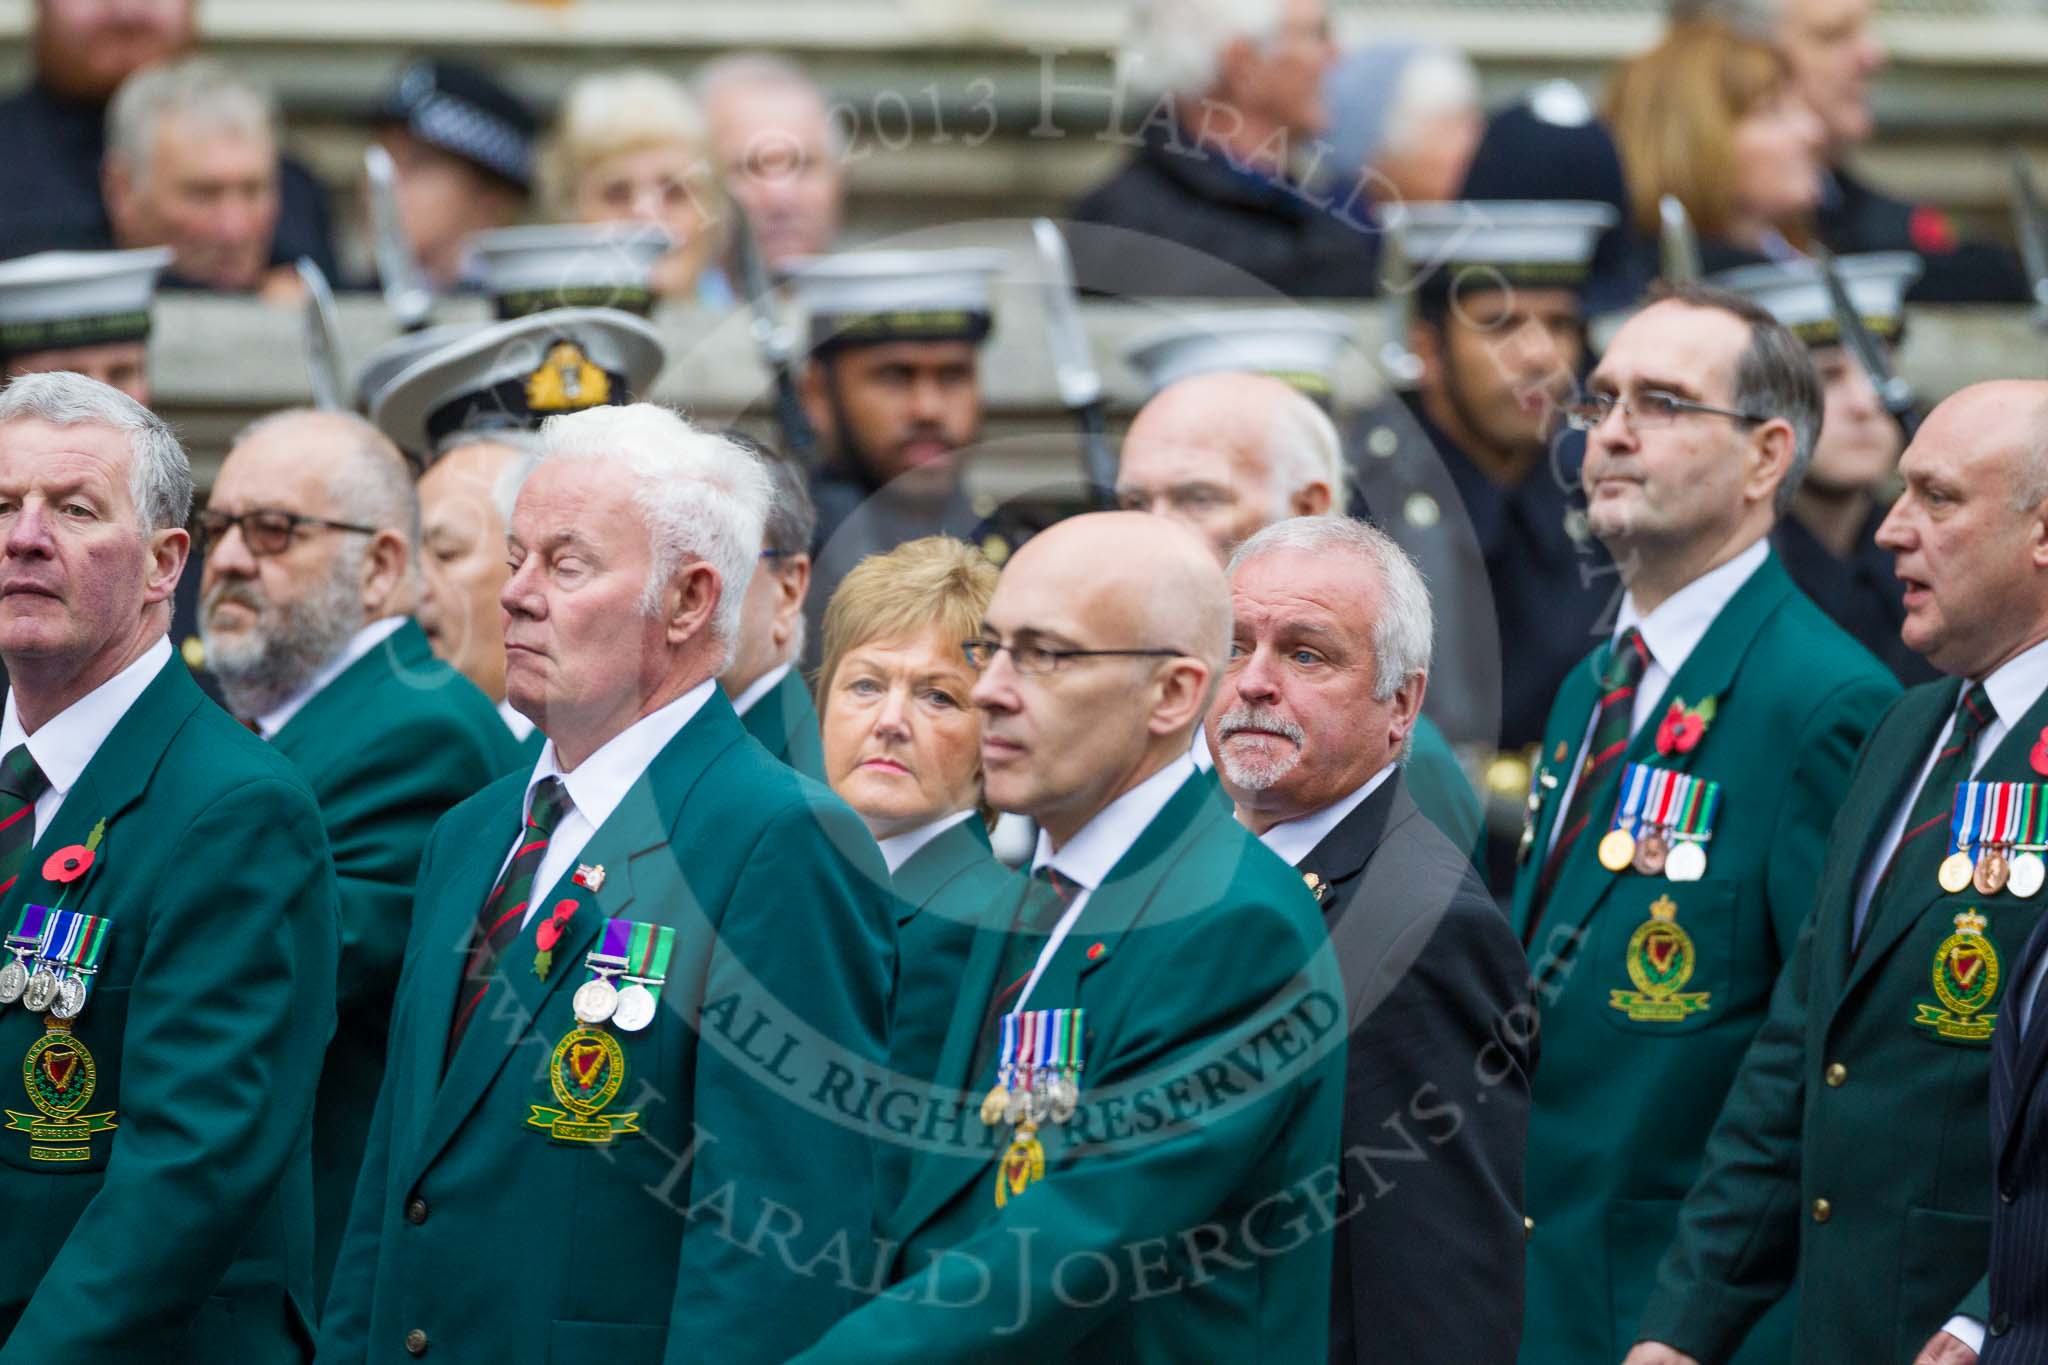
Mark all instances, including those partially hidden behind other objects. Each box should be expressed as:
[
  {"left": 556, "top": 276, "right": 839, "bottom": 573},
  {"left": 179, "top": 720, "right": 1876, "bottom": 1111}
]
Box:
[
  {"left": 1300, "top": 771, "right": 1535, "bottom": 1365},
  {"left": 1985, "top": 916, "right": 2048, "bottom": 1360}
]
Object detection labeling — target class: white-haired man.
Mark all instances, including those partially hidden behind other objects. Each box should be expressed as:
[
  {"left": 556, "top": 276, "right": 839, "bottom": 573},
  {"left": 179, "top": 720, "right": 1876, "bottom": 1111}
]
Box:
[
  {"left": 694, "top": 52, "right": 844, "bottom": 271},
  {"left": 319, "top": 404, "right": 896, "bottom": 1364},
  {"left": 102, "top": 55, "right": 303, "bottom": 300},
  {"left": 415, "top": 428, "right": 547, "bottom": 754},
  {"left": 1118, "top": 370, "right": 1485, "bottom": 859},
  {"left": 0, "top": 373, "right": 338, "bottom": 1357},
  {"left": 198, "top": 408, "right": 522, "bottom": 1303},
  {"left": 1068, "top": 0, "right": 1378, "bottom": 298},
  {"left": 1206, "top": 514, "right": 1532, "bottom": 1365}
]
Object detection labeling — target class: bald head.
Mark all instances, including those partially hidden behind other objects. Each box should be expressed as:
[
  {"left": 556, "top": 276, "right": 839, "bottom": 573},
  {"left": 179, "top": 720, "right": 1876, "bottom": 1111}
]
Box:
[
  {"left": 1118, "top": 372, "right": 1344, "bottom": 563},
  {"left": 1876, "top": 380, "right": 2048, "bottom": 680},
  {"left": 971, "top": 512, "right": 1230, "bottom": 845}
]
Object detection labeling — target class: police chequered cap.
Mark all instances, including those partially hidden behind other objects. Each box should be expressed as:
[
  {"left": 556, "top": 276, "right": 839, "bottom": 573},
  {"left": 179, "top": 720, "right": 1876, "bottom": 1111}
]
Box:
[
  {"left": 354, "top": 322, "right": 485, "bottom": 414},
  {"left": 368, "top": 307, "right": 667, "bottom": 460},
  {"left": 379, "top": 58, "right": 537, "bottom": 191},
  {"left": 1709, "top": 252, "right": 1923, "bottom": 348},
  {"left": 467, "top": 223, "right": 674, "bottom": 321},
  {"left": 0, "top": 247, "right": 172, "bottom": 359},
  {"left": 1123, "top": 309, "right": 1355, "bottom": 398},
  {"left": 1383, "top": 200, "right": 1617, "bottom": 294},
  {"left": 786, "top": 249, "right": 1006, "bottom": 353}
]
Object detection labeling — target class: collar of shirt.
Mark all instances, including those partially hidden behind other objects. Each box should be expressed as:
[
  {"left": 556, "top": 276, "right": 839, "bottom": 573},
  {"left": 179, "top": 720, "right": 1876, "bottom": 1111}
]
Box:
[
  {"left": 1249, "top": 763, "right": 1396, "bottom": 868},
  {"left": 729, "top": 660, "right": 793, "bottom": 720},
  {"left": 497, "top": 697, "right": 535, "bottom": 743},
  {"left": 0, "top": 636, "right": 171, "bottom": 834},
  {"left": 524, "top": 677, "right": 718, "bottom": 833},
  {"left": 877, "top": 808, "right": 977, "bottom": 876},
  {"left": 1975, "top": 634, "right": 2048, "bottom": 746},
  {"left": 1612, "top": 537, "right": 1769, "bottom": 732},
  {"left": 1032, "top": 751, "right": 1198, "bottom": 894},
  {"left": 255, "top": 615, "right": 407, "bottom": 738},
  {"left": 1188, "top": 726, "right": 1214, "bottom": 773}
]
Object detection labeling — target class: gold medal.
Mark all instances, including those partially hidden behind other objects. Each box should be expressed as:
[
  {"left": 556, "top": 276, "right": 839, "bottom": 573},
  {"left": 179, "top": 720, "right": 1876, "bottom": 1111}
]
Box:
[
  {"left": 979, "top": 1083, "right": 1010, "bottom": 1128},
  {"left": 993, "top": 1122, "right": 1046, "bottom": 1207},
  {"left": 1598, "top": 829, "right": 1637, "bottom": 872},
  {"left": 1939, "top": 851, "right": 1976, "bottom": 895},
  {"left": 1633, "top": 828, "right": 1670, "bottom": 877},
  {"left": 1975, "top": 845, "right": 2011, "bottom": 897}
]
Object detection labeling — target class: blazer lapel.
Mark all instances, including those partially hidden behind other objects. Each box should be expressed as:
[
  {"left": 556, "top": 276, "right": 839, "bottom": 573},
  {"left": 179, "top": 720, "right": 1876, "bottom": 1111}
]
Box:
[
  {"left": 402, "top": 810, "right": 518, "bottom": 1142},
  {"left": 404, "top": 692, "right": 743, "bottom": 1183},
  {"left": 891, "top": 819, "right": 995, "bottom": 917},
  {"left": 1540, "top": 553, "right": 1796, "bottom": 952},
  {"left": 1998, "top": 917, "right": 2048, "bottom": 1176},
  {"left": 1510, "top": 654, "right": 1602, "bottom": 941}
]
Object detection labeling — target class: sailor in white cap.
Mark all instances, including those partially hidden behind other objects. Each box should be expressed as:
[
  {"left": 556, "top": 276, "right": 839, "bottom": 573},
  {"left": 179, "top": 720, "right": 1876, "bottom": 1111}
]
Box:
[
  {"left": 0, "top": 247, "right": 172, "bottom": 403},
  {"left": 465, "top": 221, "right": 673, "bottom": 319},
  {"left": 789, "top": 247, "right": 1008, "bottom": 654},
  {"left": 1123, "top": 308, "right": 1355, "bottom": 403},
  {"left": 1346, "top": 199, "right": 1616, "bottom": 885},
  {"left": 1717, "top": 251, "right": 1933, "bottom": 684}
]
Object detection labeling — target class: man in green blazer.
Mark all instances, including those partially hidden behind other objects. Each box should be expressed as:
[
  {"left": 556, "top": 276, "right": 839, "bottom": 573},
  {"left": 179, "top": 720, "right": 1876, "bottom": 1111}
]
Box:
[
  {"left": 0, "top": 373, "right": 338, "bottom": 1361},
  {"left": 794, "top": 512, "right": 1345, "bottom": 1363},
  {"left": 723, "top": 436, "right": 826, "bottom": 779},
  {"left": 318, "top": 403, "right": 895, "bottom": 1364},
  {"left": 1511, "top": 284, "right": 1897, "bottom": 1364},
  {"left": 199, "top": 409, "right": 524, "bottom": 1302},
  {"left": 1627, "top": 382, "right": 2048, "bottom": 1365}
]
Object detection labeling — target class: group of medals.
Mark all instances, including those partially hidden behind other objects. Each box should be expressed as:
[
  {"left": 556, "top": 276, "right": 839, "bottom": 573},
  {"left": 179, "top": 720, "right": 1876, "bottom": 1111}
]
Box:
[
  {"left": 528, "top": 909, "right": 673, "bottom": 1145},
  {"left": 1938, "top": 781, "right": 2048, "bottom": 898},
  {"left": 0, "top": 903, "right": 117, "bottom": 1162},
  {"left": 1597, "top": 764, "right": 1722, "bottom": 882},
  {"left": 980, "top": 1008, "right": 1084, "bottom": 1207}
]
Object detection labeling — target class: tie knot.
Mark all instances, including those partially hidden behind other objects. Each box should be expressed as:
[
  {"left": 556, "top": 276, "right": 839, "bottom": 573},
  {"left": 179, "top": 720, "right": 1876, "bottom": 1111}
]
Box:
[
  {"left": 1957, "top": 682, "right": 1995, "bottom": 742},
  {"left": 0, "top": 745, "right": 49, "bottom": 805},
  {"left": 526, "top": 777, "right": 573, "bottom": 836},
  {"left": 1033, "top": 864, "right": 1078, "bottom": 905},
  {"left": 1603, "top": 627, "right": 1650, "bottom": 690}
]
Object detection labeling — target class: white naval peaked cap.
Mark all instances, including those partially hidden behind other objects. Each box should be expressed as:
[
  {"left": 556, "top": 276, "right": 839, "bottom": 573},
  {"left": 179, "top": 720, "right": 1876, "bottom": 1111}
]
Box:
[
  {"left": 1122, "top": 309, "right": 1355, "bottom": 398},
  {"left": 1382, "top": 201, "right": 1617, "bottom": 291},
  {"left": 466, "top": 222, "right": 674, "bottom": 320},
  {"left": 786, "top": 248, "right": 1007, "bottom": 352},
  {"left": 1709, "top": 252, "right": 1922, "bottom": 347},
  {"left": 0, "top": 247, "right": 173, "bottom": 357}
]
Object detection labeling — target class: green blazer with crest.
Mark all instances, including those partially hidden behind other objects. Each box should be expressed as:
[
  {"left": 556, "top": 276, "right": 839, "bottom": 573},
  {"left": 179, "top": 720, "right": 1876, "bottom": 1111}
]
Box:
[
  {"left": 1508, "top": 550, "right": 1896, "bottom": 1365},
  {"left": 266, "top": 618, "right": 523, "bottom": 1304},
  {"left": 1635, "top": 675, "right": 2048, "bottom": 1362},
  {"left": 792, "top": 772, "right": 1347, "bottom": 1365},
  {"left": 316, "top": 688, "right": 896, "bottom": 1365},
  {"left": 0, "top": 656, "right": 339, "bottom": 1364},
  {"left": 736, "top": 667, "right": 826, "bottom": 783}
]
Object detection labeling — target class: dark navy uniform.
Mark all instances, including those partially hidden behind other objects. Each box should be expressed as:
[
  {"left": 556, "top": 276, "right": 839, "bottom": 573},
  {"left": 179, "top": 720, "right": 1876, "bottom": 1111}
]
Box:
[
  {"left": 1773, "top": 505, "right": 1935, "bottom": 688},
  {"left": 1819, "top": 166, "right": 2030, "bottom": 305}
]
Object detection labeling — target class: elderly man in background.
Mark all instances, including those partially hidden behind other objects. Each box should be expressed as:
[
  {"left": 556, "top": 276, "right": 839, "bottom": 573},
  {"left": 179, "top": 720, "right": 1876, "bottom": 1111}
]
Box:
[
  {"left": 796, "top": 511, "right": 1344, "bottom": 1361},
  {"left": 102, "top": 56, "right": 307, "bottom": 301},
  {"left": 1207, "top": 514, "right": 1531, "bottom": 1365},
  {"left": 0, "top": 374, "right": 337, "bottom": 1359},
  {"left": 1620, "top": 382, "right": 2048, "bottom": 1365},
  {"left": 695, "top": 52, "right": 845, "bottom": 272},
  {"left": 0, "top": 0, "right": 335, "bottom": 271},
  {"left": 1118, "top": 369, "right": 1485, "bottom": 860},
  {"left": 1069, "top": 0, "right": 1378, "bottom": 298},
  {"left": 1514, "top": 283, "right": 1898, "bottom": 1363},
  {"left": 320, "top": 405, "right": 895, "bottom": 1363},
  {"left": 721, "top": 439, "right": 824, "bottom": 778},
  {"left": 415, "top": 428, "right": 546, "bottom": 754},
  {"left": 199, "top": 409, "right": 521, "bottom": 1303}
]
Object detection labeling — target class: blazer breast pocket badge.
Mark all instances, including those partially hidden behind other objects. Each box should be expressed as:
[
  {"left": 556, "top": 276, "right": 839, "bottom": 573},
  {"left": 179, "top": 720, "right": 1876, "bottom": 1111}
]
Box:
[
  {"left": 1608, "top": 894, "right": 1713, "bottom": 1023},
  {"left": 1912, "top": 909, "right": 2001, "bottom": 1045}
]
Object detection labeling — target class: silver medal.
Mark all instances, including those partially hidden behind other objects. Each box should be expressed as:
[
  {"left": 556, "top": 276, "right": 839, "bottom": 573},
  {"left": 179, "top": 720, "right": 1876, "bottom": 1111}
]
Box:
[
  {"left": 1049, "top": 1074, "right": 1079, "bottom": 1124},
  {"left": 50, "top": 974, "right": 86, "bottom": 1021},
  {"left": 22, "top": 967, "right": 59, "bottom": 1013},
  {"left": 0, "top": 958, "right": 27, "bottom": 1005},
  {"left": 611, "top": 982, "right": 657, "bottom": 1032},
  {"left": 571, "top": 976, "right": 619, "bottom": 1025}
]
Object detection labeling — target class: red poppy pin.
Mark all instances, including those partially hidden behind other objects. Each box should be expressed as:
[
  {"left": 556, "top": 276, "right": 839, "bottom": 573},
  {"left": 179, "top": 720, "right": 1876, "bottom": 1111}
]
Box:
[
  {"left": 531, "top": 898, "right": 579, "bottom": 978},
  {"left": 2031, "top": 727, "right": 2048, "bottom": 777},
  {"left": 1086, "top": 942, "right": 1105, "bottom": 961},
  {"left": 42, "top": 845, "right": 93, "bottom": 884},
  {"left": 1655, "top": 696, "right": 1717, "bottom": 757}
]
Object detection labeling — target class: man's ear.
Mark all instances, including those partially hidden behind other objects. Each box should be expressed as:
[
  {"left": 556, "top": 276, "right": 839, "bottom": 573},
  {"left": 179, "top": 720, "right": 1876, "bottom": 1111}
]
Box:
[
  {"left": 1748, "top": 418, "right": 1798, "bottom": 512},
  {"left": 101, "top": 154, "right": 136, "bottom": 238},
  {"left": 666, "top": 561, "right": 721, "bottom": 647},
  {"left": 1290, "top": 480, "right": 1334, "bottom": 518},
  {"left": 1149, "top": 658, "right": 1213, "bottom": 739},
  {"left": 799, "top": 361, "right": 835, "bottom": 447},
  {"left": 771, "top": 555, "right": 811, "bottom": 651},
  {"left": 1409, "top": 318, "right": 1446, "bottom": 391},
  {"left": 358, "top": 529, "right": 411, "bottom": 617},
  {"left": 143, "top": 526, "right": 189, "bottom": 608}
]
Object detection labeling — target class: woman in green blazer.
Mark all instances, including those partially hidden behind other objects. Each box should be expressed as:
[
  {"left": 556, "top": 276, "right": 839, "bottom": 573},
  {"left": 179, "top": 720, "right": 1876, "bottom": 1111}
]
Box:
[{"left": 816, "top": 537, "right": 1018, "bottom": 1214}]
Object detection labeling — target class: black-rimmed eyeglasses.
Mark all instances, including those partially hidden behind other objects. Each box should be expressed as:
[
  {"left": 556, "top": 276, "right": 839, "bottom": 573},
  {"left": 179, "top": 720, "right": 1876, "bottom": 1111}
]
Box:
[{"left": 961, "top": 638, "right": 1185, "bottom": 676}]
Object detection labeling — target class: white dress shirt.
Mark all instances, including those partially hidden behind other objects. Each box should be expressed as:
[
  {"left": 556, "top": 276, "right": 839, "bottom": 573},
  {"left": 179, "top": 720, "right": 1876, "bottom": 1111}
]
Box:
[
  {"left": 505, "top": 678, "right": 716, "bottom": 928},
  {"left": 1018, "top": 751, "right": 1197, "bottom": 1011},
  {"left": 1189, "top": 726, "right": 1214, "bottom": 773},
  {"left": 1249, "top": 763, "right": 1396, "bottom": 868},
  {"left": 729, "top": 661, "right": 793, "bottom": 719},
  {"left": 254, "top": 615, "right": 407, "bottom": 738},
  {"left": 497, "top": 698, "right": 535, "bottom": 744},
  {"left": 877, "top": 808, "right": 978, "bottom": 876},
  {"left": 1546, "top": 538, "right": 1769, "bottom": 858},
  {"left": 0, "top": 636, "right": 171, "bottom": 842}
]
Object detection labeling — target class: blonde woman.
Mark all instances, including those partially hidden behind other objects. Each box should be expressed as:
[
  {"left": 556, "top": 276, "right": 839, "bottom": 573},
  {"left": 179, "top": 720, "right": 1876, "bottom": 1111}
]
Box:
[{"left": 541, "top": 67, "right": 732, "bottom": 306}]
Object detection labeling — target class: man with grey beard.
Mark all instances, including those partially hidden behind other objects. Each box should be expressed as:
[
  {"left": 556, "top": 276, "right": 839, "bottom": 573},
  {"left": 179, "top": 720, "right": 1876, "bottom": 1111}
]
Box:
[
  {"left": 1204, "top": 514, "right": 1533, "bottom": 1365},
  {"left": 198, "top": 408, "right": 522, "bottom": 1304}
]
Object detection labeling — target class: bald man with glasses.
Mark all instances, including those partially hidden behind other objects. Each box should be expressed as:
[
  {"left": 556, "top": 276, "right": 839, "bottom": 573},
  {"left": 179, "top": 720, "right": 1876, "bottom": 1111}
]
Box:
[{"left": 1511, "top": 283, "right": 1897, "bottom": 1365}]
